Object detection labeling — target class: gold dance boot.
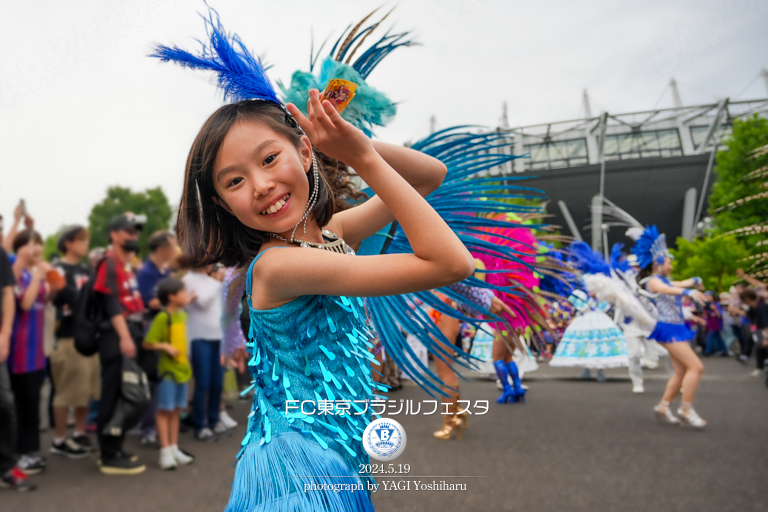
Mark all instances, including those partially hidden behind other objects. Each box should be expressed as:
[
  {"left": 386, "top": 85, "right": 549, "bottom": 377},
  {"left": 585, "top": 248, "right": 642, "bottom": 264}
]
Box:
[{"left": 433, "top": 399, "right": 463, "bottom": 440}]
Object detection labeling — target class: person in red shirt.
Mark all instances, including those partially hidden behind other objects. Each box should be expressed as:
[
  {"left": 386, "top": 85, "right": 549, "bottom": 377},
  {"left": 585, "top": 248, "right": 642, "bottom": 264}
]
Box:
[{"left": 93, "top": 214, "right": 146, "bottom": 475}]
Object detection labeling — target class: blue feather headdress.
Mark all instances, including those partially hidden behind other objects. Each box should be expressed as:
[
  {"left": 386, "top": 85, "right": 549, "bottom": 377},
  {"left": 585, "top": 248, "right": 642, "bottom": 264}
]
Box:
[
  {"left": 537, "top": 242, "right": 578, "bottom": 297},
  {"left": 152, "top": 5, "right": 411, "bottom": 137},
  {"left": 630, "top": 225, "right": 671, "bottom": 269},
  {"left": 151, "top": 6, "right": 280, "bottom": 105},
  {"left": 610, "top": 243, "right": 631, "bottom": 273},
  {"left": 567, "top": 241, "right": 611, "bottom": 276}
]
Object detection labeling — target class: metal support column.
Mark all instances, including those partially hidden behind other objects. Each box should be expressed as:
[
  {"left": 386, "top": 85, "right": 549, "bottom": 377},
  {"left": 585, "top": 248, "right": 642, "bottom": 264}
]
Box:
[
  {"left": 558, "top": 200, "right": 583, "bottom": 241},
  {"left": 591, "top": 195, "right": 603, "bottom": 252},
  {"left": 682, "top": 187, "right": 697, "bottom": 240}
]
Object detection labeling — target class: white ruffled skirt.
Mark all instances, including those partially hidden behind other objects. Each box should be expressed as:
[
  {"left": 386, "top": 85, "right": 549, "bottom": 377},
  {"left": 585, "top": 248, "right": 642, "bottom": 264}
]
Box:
[{"left": 550, "top": 310, "right": 629, "bottom": 369}]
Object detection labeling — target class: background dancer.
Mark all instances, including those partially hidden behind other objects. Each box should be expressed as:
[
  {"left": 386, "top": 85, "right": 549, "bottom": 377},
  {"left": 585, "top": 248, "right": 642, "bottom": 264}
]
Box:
[{"left": 630, "top": 226, "right": 708, "bottom": 428}]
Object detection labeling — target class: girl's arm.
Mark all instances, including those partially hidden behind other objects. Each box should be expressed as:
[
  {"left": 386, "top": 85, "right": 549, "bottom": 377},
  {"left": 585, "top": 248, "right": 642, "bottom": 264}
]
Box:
[
  {"left": 254, "top": 92, "right": 474, "bottom": 307},
  {"left": 647, "top": 277, "right": 706, "bottom": 302},
  {"left": 736, "top": 268, "right": 767, "bottom": 290},
  {"left": 670, "top": 277, "right": 701, "bottom": 288},
  {"left": 326, "top": 141, "right": 446, "bottom": 246},
  {"left": 18, "top": 267, "right": 44, "bottom": 311}
]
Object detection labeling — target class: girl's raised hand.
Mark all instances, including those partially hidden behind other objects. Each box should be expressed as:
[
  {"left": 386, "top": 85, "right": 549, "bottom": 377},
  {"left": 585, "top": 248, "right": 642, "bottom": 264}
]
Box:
[{"left": 285, "top": 89, "right": 374, "bottom": 168}]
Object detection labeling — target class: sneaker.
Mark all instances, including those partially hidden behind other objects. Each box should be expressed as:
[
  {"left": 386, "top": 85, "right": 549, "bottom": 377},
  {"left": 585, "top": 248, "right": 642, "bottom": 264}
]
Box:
[
  {"left": 172, "top": 445, "right": 194, "bottom": 466},
  {"left": 140, "top": 433, "right": 159, "bottom": 449},
  {"left": 0, "top": 467, "right": 36, "bottom": 491},
  {"left": 72, "top": 434, "right": 95, "bottom": 453},
  {"left": 100, "top": 453, "right": 146, "bottom": 475},
  {"left": 96, "top": 451, "right": 138, "bottom": 467},
  {"left": 750, "top": 369, "right": 762, "bottom": 377},
  {"left": 677, "top": 406, "right": 707, "bottom": 429},
  {"left": 213, "top": 421, "right": 232, "bottom": 438},
  {"left": 195, "top": 427, "right": 217, "bottom": 443},
  {"left": 50, "top": 437, "right": 89, "bottom": 459},
  {"left": 654, "top": 404, "right": 681, "bottom": 426},
  {"left": 219, "top": 411, "right": 238, "bottom": 429},
  {"left": 738, "top": 354, "right": 749, "bottom": 364},
  {"left": 632, "top": 384, "right": 645, "bottom": 394},
  {"left": 17, "top": 455, "right": 46, "bottom": 475},
  {"left": 158, "top": 447, "right": 177, "bottom": 470}
]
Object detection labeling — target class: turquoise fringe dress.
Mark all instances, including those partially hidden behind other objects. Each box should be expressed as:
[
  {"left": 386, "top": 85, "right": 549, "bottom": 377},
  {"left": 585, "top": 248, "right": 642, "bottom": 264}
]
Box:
[{"left": 225, "top": 249, "right": 383, "bottom": 511}]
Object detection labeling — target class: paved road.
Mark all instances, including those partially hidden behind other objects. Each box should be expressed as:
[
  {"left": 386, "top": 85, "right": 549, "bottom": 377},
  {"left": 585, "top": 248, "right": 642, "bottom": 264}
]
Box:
[{"left": 3, "top": 357, "right": 766, "bottom": 512}]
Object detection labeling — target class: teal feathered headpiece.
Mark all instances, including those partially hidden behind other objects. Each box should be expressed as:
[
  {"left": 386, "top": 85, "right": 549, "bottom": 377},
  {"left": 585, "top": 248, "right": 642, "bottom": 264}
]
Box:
[
  {"left": 280, "top": 58, "right": 396, "bottom": 137},
  {"left": 279, "top": 7, "right": 415, "bottom": 136}
]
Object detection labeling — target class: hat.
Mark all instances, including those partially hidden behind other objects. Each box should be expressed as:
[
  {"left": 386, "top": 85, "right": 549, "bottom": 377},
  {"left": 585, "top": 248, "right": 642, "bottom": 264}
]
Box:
[
  {"left": 107, "top": 213, "right": 145, "bottom": 233},
  {"left": 57, "top": 225, "right": 88, "bottom": 254}
]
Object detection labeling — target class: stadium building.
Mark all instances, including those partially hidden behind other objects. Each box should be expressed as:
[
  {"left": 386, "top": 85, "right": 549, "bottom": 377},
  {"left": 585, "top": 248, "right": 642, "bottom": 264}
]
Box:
[{"left": 478, "top": 75, "right": 768, "bottom": 252}]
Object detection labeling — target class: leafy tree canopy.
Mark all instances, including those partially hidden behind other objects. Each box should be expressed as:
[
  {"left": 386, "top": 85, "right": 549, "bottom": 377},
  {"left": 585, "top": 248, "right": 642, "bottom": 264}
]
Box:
[
  {"left": 88, "top": 186, "right": 173, "bottom": 258},
  {"left": 671, "top": 235, "right": 749, "bottom": 292},
  {"left": 708, "top": 114, "right": 768, "bottom": 240}
]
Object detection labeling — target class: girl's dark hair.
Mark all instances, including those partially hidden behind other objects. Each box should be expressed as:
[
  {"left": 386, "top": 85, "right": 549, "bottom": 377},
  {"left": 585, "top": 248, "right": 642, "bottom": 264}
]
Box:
[
  {"left": 177, "top": 100, "right": 366, "bottom": 268},
  {"left": 13, "top": 229, "right": 43, "bottom": 253},
  {"left": 637, "top": 264, "right": 653, "bottom": 283}
]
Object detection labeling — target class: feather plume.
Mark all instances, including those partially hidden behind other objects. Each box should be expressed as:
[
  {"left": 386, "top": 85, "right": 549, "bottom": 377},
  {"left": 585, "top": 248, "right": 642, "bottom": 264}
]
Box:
[
  {"left": 345, "top": 6, "right": 396, "bottom": 64},
  {"left": 610, "top": 243, "right": 630, "bottom": 272},
  {"left": 568, "top": 241, "right": 611, "bottom": 276},
  {"left": 335, "top": 7, "right": 381, "bottom": 61},
  {"left": 279, "top": 58, "right": 396, "bottom": 136},
  {"left": 151, "top": 6, "right": 279, "bottom": 104},
  {"left": 712, "top": 191, "right": 768, "bottom": 212},
  {"left": 625, "top": 227, "right": 644, "bottom": 241},
  {"left": 583, "top": 273, "right": 656, "bottom": 331},
  {"left": 740, "top": 164, "right": 768, "bottom": 182}
]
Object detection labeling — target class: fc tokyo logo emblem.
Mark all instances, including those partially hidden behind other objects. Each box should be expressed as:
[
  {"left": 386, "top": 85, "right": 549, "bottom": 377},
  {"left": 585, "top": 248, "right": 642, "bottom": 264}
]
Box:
[{"left": 363, "top": 418, "right": 407, "bottom": 461}]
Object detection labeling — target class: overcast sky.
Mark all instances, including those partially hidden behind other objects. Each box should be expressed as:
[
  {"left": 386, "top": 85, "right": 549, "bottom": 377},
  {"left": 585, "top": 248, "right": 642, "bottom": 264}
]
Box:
[{"left": 1, "top": 0, "right": 767, "bottom": 238}]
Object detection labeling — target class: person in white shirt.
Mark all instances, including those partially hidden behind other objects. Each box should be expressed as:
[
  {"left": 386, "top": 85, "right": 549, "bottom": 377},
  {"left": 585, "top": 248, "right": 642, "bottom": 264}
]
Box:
[{"left": 182, "top": 261, "right": 231, "bottom": 441}]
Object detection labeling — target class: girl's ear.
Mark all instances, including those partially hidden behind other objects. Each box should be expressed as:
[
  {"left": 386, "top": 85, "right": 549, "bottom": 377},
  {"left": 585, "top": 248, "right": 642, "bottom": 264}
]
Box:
[
  {"left": 299, "top": 135, "right": 313, "bottom": 174},
  {"left": 212, "top": 195, "right": 235, "bottom": 215}
]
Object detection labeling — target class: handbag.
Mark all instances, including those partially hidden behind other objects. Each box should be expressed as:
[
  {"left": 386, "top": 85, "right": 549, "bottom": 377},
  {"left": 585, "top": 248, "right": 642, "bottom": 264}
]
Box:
[{"left": 101, "top": 357, "right": 151, "bottom": 438}]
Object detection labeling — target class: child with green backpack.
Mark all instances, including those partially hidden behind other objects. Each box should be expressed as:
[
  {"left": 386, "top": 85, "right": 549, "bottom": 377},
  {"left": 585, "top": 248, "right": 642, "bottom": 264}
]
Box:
[{"left": 142, "top": 277, "right": 194, "bottom": 470}]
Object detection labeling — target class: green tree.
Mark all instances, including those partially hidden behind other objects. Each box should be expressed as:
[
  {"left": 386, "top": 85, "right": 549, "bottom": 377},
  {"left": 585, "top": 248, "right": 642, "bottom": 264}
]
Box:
[
  {"left": 670, "top": 235, "right": 750, "bottom": 292},
  {"left": 708, "top": 114, "right": 768, "bottom": 242},
  {"left": 88, "top": 187, "right": 173, "bottom": 258},
  {"left": 43, "top": 233, "right": 58, "bottom": 262}
]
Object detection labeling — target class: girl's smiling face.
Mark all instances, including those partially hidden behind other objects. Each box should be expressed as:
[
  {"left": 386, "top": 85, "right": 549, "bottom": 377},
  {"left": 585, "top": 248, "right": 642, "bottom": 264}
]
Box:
[{"left": 212, "top": 119, "right": 313, "bottom": 237}]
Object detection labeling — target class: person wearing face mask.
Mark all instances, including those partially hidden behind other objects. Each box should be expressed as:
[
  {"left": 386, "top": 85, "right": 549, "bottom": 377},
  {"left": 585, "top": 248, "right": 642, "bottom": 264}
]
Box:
[{"left": 92, "top": 214, "right": 146, "bottom": 475}]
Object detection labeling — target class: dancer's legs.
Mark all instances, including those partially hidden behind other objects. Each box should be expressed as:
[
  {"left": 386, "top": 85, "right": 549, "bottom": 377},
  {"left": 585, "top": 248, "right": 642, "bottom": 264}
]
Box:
[
  {"left": 661, "top": 349, "right": 685, "bottom": 403},
  {"left": 662, "top": 342, "right": 704, "bottom": 404},
  {"left": 433, "top": 315, "right": 463, "bottom": 439},
  {"left": 492, "top": 333, "right": 525, "bottom": 402},
  {"left": 433, "top": 315, "right": 460, "bottom": 396},
  {"left": 491, "top": 335, "right": 511, "bottom": 362}
]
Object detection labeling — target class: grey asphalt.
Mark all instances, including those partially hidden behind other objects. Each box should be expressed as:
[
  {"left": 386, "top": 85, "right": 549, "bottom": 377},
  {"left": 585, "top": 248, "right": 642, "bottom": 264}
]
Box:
[{"left": 3, "top": 357, "right": 766, "bottom": 512}]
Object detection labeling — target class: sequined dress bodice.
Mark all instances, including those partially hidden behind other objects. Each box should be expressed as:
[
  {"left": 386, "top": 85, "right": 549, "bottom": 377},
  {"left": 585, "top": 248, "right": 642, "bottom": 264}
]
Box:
[
  {"left": 239, "top": 250, "right": 381, "bottom": 477},
  {"left": 646, "top": 275, "right": 684, "bottom": 325}
]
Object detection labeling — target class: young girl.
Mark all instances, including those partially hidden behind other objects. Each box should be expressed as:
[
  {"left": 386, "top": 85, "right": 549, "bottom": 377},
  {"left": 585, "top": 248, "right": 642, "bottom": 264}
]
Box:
[
  {"left": 631, "top": 225, "right": 707, "bottom": 428},
  {"left": 176, "top": 86, "right": 474, "bottom": 510},
  {"left": 155, "top": 10, "right": 551, "bottom": 508},
  {"left": 9, "top": 230, "right": 53, "bottom": 475}
]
